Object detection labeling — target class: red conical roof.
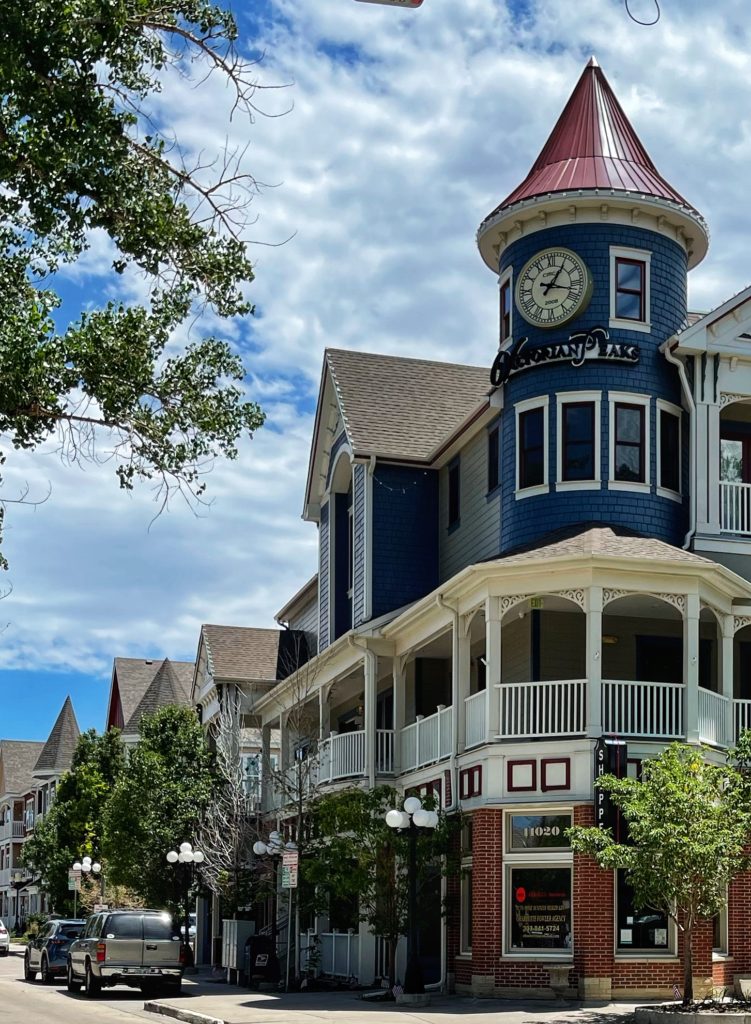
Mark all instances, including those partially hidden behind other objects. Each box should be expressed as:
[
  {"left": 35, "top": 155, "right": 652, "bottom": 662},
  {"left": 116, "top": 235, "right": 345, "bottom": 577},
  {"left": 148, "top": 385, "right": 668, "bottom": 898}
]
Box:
[{"left": 483, "top": 57, "right": 698, "bottom": 222}]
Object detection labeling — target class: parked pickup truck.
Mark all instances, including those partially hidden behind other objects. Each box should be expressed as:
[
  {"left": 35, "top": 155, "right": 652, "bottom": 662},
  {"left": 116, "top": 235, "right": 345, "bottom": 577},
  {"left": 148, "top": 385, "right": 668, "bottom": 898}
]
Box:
[{"left": 66, "top": 909, "right": 184, "bottom": 998}]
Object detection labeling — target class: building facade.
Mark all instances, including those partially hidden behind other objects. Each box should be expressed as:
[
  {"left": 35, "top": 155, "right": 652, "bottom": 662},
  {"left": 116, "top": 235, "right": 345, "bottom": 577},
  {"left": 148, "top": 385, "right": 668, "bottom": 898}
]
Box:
[{"left": 238, "top": 57, "right": 751, "bottom": 999}]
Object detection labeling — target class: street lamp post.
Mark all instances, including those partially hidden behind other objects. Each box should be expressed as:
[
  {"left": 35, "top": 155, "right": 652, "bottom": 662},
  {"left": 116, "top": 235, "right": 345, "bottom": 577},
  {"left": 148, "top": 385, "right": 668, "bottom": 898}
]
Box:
[
  {"left": 72, "top": 856, "right": 103, "bottom": 918},
  {"left": 166, "top": 842, "right": 205, "bottom": 968},
  {"left": 10, "top": 870, "right": 32, "bottom": 935},
  {"left": 253, "top": 831, "right": 296, "bottom": 990},
  {"left": 385, "top": 796, "right": 439, "bottom": 996}
]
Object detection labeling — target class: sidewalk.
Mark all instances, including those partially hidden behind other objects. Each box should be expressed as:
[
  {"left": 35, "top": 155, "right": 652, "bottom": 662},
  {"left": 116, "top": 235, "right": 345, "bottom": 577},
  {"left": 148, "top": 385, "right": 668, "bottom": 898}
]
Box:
[{"left": 144, "top": 982, "right": 640, "bottom": 1024}]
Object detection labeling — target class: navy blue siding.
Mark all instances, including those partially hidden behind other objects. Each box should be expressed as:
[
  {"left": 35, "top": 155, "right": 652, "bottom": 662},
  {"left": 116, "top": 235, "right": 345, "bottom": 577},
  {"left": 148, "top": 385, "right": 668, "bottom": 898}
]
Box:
[
  {"left": 352, "top": 464, "right": 367, "bottom": 627},
  {"left": 333, "top": 491, "right": 352, "bottom": 640},
  {"left": 499, "top": 224, "right": 689, "bottom": 552},
  {"left": 318, "top": 501, "right": 330, "bottom": 652},
  {"left": 371, "top": 465, "right": 439, "bottom": 619}
]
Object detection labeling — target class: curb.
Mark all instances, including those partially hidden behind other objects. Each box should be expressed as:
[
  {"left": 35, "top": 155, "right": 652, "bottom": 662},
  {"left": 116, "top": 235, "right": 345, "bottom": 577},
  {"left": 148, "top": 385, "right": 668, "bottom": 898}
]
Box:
[
  {"left": 635, "top": 1010, "right": 751, "bottom": 1024},
  {"left": 143, "top": 1001, "right": 225, "bottom": 1024}
]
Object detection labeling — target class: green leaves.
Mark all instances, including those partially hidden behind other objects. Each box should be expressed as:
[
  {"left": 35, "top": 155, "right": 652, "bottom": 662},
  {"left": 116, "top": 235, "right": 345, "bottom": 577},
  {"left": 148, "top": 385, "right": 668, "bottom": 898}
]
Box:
[{"left": 0, "top": 1, "right": 269, "bottom": 563}]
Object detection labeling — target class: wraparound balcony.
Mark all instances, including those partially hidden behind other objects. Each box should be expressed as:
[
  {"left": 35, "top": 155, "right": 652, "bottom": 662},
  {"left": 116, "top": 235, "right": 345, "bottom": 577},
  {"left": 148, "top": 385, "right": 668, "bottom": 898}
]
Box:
[
  {"left": 400, "top": 706, "right": 453, "bottom": 771},
  {"left": 318, "top": 729, "right": 394, "bottom": 782},
  {"left": 0, "top": 821, "right": 24, "bottom": 842}
]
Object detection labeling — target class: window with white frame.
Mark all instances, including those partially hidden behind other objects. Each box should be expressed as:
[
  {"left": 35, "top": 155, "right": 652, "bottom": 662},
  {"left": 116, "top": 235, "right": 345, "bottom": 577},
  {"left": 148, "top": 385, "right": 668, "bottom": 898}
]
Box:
[
  {"left": 609, "top": 246, "right": 651, "bottom": 333},
  {"left": 515, "top": 397, "right": 549, "bottom": 497},
  {"left": 504, "top": 809, "right": 573, "bottom": 955},
  {"left": 499, "top": 269, "right": 513, "bottom": 345},
  {"left": 616, "top": 869, "right": 673, "bottom": 955},
  {"left": 609, "top": 393, "right": 650, "bottom": 490},
  {"left": 657, "top": 399, "right": 681, "bottom": 498},
  {"left": 460, "top": 819, "right": 473, "bottom": 953},
  {"left": 713, "top": 903, "right": 728, "bottom": 956},
  {"left": 556, "top": 392, "right": 601, "bottom": 489}
]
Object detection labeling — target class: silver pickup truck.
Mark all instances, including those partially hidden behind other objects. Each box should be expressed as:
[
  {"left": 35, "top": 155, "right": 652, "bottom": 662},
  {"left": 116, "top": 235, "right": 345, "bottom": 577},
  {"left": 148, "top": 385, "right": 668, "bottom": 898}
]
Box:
[{"left": 66, "top": 909, "right": 184, "bottom": 998}]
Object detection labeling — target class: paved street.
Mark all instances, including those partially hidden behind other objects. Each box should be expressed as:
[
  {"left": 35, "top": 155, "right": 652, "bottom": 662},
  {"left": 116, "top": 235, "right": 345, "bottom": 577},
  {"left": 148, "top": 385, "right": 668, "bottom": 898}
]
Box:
[{"left": 0, "top": 949, "right": 157, "bottom": 1024}]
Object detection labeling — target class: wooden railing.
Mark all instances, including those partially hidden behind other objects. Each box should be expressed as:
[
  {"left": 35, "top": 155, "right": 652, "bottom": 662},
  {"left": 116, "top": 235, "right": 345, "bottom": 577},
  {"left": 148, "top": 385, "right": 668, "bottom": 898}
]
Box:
[
  {"left": 0, "top": 821, "right": 24, "bottom": 842},
  {"left": 603, "top": 679, "right": 683, "bottom": 739},
  {"left": 318, "top": 729, "right": 394, "bottom": 782},
  {"left": 721, "top": 480, "right": 751, "bottom": 534},
  {"left": 734, "top": 699, "right": 751, "bottom": 740},
  {"left": 400, "top": 706, "right": 453, "bottom": 770},
  {"left": 465, "top": 690, "right": 487, "bottom": 748},
  {"left": 698, "top": 688, "right": 730, "bottom": 747},
  {"left": 497, "top": 680, "right": 586, "bottom": 739}
]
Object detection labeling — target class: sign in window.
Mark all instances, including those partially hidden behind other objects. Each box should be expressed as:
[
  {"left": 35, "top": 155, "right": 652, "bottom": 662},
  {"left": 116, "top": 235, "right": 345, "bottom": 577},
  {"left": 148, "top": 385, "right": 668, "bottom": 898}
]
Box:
[{"left": 509, "top": 867, "right": 572, "bottom": 950}]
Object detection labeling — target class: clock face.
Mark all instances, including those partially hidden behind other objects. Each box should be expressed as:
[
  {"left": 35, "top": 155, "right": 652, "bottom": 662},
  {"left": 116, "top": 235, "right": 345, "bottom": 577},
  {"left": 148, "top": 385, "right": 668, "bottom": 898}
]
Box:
[{"left": 515, "top": 247, "right": 593, "bottom": 329}]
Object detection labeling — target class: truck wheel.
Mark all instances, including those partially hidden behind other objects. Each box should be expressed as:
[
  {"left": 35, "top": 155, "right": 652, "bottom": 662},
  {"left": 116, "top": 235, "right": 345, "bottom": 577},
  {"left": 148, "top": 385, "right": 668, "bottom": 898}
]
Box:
[
  {"left": 41, "top": 956, "right": 53, "bottom": 984},
  {"left": 66, "top": 962, "right": 82, "bottom": 993},
  {"left": 84, "top": 962, "right": 101, "bottom": 998}
]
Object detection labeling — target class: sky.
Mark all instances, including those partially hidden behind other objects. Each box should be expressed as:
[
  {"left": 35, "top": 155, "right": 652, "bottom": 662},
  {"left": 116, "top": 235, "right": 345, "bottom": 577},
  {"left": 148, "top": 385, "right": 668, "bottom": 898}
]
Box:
[{"left": 3, "top": 0, "right": 751, "bottom": 741}]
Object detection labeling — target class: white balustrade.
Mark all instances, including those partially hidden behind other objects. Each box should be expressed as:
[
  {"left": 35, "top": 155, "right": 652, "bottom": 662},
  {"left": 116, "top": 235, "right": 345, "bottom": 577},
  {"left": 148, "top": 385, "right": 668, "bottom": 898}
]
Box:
[
  {"left": 497, "top": 680, "right": 585, "bottom": 739},
  {"left": 376, "top": 729, "right": 394, "bottom": 774},
  {"left": 721, "top": 480, "right": 751, "bottom": 535},
  {"left": 0, "top": 821, "right": 24, "bottom": 842},
  {"left": 734, "top": 699, "right": 751, "bottom": 741},
  {"left": 465, "top": 691, "right": 487, "bottom": 748},
  {"left": 603, "top": 679, "right": 683, "bottom": 739},
  {"left": 0, "top": 868, "right": 10, "bottom": 888},
  {"left": 399, "top": 706, "right": 454, "bottom": 771},
  {"left": 698, "top": 688, "right": 730, "bottom": 747}
]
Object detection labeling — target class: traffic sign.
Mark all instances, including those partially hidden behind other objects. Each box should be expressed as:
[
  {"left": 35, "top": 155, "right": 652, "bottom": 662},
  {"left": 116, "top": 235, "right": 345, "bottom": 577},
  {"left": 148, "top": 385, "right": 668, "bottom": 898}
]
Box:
[
  {"left": 281, "top": 850, "right": 299, "bottom": 889},
  {"left": 67, "top": 868, "right": 81, "bottom": 892}
]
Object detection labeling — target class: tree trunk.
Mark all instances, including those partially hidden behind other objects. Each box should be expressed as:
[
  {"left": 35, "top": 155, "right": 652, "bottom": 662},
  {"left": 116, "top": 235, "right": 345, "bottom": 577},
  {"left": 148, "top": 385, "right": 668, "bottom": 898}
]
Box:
[{"left": 683, "top": 919, "right": 694, "bottom": 1005}]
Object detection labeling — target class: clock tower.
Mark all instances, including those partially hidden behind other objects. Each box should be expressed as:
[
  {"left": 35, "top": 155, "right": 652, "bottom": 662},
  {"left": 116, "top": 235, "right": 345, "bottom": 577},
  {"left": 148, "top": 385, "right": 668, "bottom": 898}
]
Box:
[{"left": 478, "top": 57, "right": 709, "bottom": 554}]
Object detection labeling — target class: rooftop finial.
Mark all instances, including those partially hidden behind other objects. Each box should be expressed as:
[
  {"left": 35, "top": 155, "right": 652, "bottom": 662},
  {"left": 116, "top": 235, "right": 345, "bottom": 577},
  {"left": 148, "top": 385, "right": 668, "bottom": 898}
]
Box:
[{"left": 587, "top": 55, "right": 599, "bottom": 68}]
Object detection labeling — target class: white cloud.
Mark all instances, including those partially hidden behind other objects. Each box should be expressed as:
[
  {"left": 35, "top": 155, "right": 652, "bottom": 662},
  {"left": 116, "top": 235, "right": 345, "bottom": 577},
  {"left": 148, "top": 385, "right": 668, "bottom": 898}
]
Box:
[{"left": 4, "top": 0, "right": 751, "bottom": 679}]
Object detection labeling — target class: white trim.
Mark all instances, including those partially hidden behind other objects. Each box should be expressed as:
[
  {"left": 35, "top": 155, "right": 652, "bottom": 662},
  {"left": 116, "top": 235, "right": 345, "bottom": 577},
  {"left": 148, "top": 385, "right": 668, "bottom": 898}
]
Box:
[
  {"left": 364, "top": 465, "right": 373, "bottom": 622},
  {"left": 608, "top": 391, "right": 651, "bottom": 491},
  {"left": 656, "top": 398, "right": 683, "bottom": 500},
  {"left": 515, "top": 396, "right": 549, "bottom": 499},
  {"left": 556, "top": 390, "right": 602, "bottom": 489},
  {"left": 609, "top": 246, "right": 651, "bottom": 331},
  {"left": 499, "top": 266, "right": 513, "bottom": 346}
]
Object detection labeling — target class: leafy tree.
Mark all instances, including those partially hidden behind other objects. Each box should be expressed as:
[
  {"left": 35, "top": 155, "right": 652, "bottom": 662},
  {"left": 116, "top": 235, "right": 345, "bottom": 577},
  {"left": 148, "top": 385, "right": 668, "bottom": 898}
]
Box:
[
  {"left": 103, "top": 704, "right": 214, "bottom": 908},
  {"left": 0, "top": 2, "right": 272, "bottom": 564},
  {"left": 304, "top": 786, "right": 460, "bottom": 988},
  {"left": 22, "top": 728, "right": 126, "bottom": 914},
  {"left": 568, "top": 740, "right": 751, "bottom": 1004}
]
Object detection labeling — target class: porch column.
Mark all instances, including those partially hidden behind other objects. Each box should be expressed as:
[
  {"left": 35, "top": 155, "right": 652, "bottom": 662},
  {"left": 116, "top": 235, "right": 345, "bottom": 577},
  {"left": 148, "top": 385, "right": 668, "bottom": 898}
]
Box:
[
  {"left": 485, "top": 597, "right": 502, "bottom": 741},
  {"left": 261, "top": 723, "right": 272, "bottom": 804},
  {"left": 364, "top": 651, "right": 377, "bottom": 787},
  {"left": 393, "top": 655, "right": 407, "bottom": 774},
  {"left": 722, "top": 614, "right": 735, "bottom": 745},
  {"left": 695, "top": 401, "right": 710, "bottom": 533},
  {"left": 707, "top": 395, "right": 721, "bottom": 534},
  {"left": 279, "top": 711, "right": 290, "bottom": 769},
  {"left": 318, "top": 685, "right": 331, "bottom": 738},
  {"left": 586, "top": 586, "right": 603, "bottom": 738},
  {"left": 455, "top": 618, "right": 471, "bottom": 755},
  {"left": 685, "top": 594, "right": 701, "bottom": 743}
]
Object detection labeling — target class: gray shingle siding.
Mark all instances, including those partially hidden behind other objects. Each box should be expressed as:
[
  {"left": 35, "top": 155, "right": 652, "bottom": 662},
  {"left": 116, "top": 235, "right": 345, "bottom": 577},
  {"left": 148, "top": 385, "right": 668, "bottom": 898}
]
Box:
[
  {"left": 318, "top": 501, "right": 330, "bottom": 652},
  {"left": 352, "top": 464, "right": 367, "bottom": 626},
  {"left": 439, "top": 428, "right": 501, "bottom": 582}
]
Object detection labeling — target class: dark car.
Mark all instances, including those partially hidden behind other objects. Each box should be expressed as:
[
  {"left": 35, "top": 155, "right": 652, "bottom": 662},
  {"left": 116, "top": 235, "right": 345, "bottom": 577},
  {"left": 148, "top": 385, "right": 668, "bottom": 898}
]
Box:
[
  {"left": 67, "top": 909, "right": 183, "bottom": 997},
  {"left": 24, "top": 919, "right": 85, "bottom": 983}
]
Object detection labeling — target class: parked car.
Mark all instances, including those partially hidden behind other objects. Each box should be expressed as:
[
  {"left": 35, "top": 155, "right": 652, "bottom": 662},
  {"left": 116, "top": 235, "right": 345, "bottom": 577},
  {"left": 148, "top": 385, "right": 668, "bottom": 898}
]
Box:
[
  {"left": 24, "top": 919, "right": 84, "bottom": 983},
  {"left": 66, "top": 909, "right": 183, "bottom": 998},
  {"left": 0, "top": 918, "right": 9, "bottom": 956}
]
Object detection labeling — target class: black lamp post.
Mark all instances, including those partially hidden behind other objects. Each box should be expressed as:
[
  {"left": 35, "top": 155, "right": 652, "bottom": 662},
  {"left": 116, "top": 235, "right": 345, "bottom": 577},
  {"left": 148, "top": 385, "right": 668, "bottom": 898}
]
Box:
[
  {"left": 385, "top": 797, "right": 438, "bottom": 994},
  {"left": 166, "top": 842, "right": 205, "bottom": 968},
  {"left": 10, "top": 870, "right": 32, "bottom": 934}
]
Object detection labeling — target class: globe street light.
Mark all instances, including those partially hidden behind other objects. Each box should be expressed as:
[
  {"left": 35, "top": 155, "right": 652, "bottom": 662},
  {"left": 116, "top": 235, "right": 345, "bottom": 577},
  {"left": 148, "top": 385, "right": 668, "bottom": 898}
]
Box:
[
  {"left": 10, "top": 870, "right": 33, "bottom": 935},
  {"left": 254, "top": 832, "right": 297, "bottom": 990},
  {"left": 385, "top": 796, "right": 438, "bottom": 996},
  {"left": 166, "top": 842, "right": 204, "bottom": 968}
]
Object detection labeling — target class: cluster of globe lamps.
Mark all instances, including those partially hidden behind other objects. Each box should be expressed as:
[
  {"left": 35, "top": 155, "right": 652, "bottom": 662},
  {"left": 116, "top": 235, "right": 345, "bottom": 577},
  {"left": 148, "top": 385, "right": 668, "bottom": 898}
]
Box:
[
  {"left": 252, "top": 830, "right": 291, "bottom": 857},
  {"left": 72, "top": 855, "right": 101, "bottom": 876},
  {"left": 166, "top": 842, "right": 205, "bottom": 865},
  {"left": 385, "top": 796, "right": 439, "bottom": 831}
]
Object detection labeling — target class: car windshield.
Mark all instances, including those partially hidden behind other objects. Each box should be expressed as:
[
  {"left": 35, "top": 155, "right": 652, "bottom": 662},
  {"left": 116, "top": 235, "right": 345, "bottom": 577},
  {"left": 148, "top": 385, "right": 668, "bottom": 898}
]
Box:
[{"left": 59, "top": 926, "right": 83, "bottom": 940}]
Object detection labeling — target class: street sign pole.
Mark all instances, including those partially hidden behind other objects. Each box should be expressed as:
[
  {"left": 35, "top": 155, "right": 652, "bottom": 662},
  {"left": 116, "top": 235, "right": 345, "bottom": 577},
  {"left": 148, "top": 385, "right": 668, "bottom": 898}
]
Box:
[{"left": 281, "top": 850, "right": 299, "bottom": 991}]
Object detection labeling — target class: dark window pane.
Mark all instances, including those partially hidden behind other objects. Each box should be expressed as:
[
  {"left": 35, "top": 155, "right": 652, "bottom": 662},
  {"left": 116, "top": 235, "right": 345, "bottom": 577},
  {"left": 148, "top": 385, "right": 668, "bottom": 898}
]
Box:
[
  {"left": 617, "top": 261, "right": 642, "bottom": 290},
  {"left": 524, "top": 449, "right": 543, "bottom": 485},
  {"left": 488, "top": 426, "right": 500, "bottom": 492},
  {"left": 448, "top": 461, "right": 460, "bottom": 526},
  {"left": 617, "top": 407, "right": 642, "bottom": 444},
  {"left": 564, "top": 405, "right": 592, "bottom": 442},
  {"left": 617, "top": 870, "right": 669, "bottom": 951},
  {"left": 500, "top": 280, "right": 511, "bottom": 342},
  {"left": 660, "top": 410, "right": 680, "bottom": 492},
  {"left": 509, "top": 867, "right": 571, "bottom": 950},
  {"left": 523, "top": 411, "right": 543, "bottom": 449},
  {"left": 143, "top": 915, "right": 179, "bottom": 940},
  {"left": 519, "top": 408, "right": 545, "bottom": 489},
  {"left": 616, "top": 291, "right": 642, "bottom": 320},
  {"left": 615, "top": 444, "right": 641, "bottom": 481},
  {"left": 566, "top": 443, "right": 594, "bottom": 480},
  {"left": 60, "top": 926, "right": 83, "bottom": 940},
  {"left": 106, "top": 915, "right": 142, "bottom": 939},
  {"left": 563, "top": 403, "right": 594, "bottom": 481}
]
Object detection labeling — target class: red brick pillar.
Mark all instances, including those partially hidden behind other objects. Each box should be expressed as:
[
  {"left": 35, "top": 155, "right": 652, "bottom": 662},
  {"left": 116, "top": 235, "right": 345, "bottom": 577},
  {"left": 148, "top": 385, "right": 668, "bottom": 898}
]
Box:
[
  {"left": 573, "top": 804, "right": 614, "bottom": 1000},
  {"left": 728, "top": 864, "right": 751, "bottom": 979},
  {"left": 445, "top": 828, "right": 461, "bottom": 992},
  {"left": 692, "top": 917, "right": 714, "bottom": 997},
  {"left": 470, "top": 808, "right": 503, "bottom": 995}
]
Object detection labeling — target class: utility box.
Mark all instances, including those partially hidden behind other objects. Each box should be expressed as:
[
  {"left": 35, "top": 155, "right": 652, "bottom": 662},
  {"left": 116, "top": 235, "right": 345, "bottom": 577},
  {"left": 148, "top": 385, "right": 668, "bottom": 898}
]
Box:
[{"left": 222, "top": 919, "right": 256, "bottom": 983}]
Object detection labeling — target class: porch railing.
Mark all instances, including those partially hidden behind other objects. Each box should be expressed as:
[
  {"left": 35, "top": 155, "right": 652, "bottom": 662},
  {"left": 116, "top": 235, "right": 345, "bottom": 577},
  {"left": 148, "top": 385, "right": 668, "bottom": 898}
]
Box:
[
  {"left": 603, "top": 679, "right": 683, "bottom": 739},
  {"left": 497, "top": 680, "right": 586, "bottom": 739},
  {"left": 0, "top": 821, "right": 24, "bottom": 842},
  {"left": 698, "top": 688, "right": 730, "bottom": 748},
  {"left": 400, "top": 706, "right": 453, "bottom": 771},
  {"left": 721, "top": 480, "right": 751, "bottom": 535},
  {"left": 318, "top": 729, "right": 395, "bottom": 782},
  {"left": 465, "top": 690, "right": 487, "bottom": 748},
  {"left": 734, "top": 699, "right": 751, "bottom": 741},
  {"left": 376, "top": 729, "right": 395, "bottom": 774}
]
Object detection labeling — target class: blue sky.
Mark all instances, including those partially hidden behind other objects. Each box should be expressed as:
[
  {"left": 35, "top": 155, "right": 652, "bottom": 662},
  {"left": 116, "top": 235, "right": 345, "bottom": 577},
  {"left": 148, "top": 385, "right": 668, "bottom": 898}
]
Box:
[{"left": 4, "top": 0, "right": 751, "bottom": 740}]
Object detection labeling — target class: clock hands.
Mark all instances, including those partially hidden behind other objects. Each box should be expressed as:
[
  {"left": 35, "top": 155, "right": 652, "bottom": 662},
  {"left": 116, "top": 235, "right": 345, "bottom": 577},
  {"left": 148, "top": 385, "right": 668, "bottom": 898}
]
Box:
[{"left": 541, "top": 267, "right": 564, "bottom": 295}]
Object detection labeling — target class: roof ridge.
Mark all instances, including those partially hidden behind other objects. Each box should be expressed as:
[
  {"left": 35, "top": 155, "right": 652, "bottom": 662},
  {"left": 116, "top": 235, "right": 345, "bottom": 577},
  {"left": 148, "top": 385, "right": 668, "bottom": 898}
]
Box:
[{"left": 326, "top": 346, "right": 486, "bottom": 374}]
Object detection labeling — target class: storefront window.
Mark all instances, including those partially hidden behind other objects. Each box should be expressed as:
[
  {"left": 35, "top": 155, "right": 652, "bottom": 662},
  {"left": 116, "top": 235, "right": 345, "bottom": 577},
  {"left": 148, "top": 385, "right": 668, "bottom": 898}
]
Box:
[
  {"left": 509, "top": 866, "right": 572, "bottom": 951},
  {"left": 616, "top": 870, "right": 670, "bottom": 953},
  {"left": 508, "top": 813, "right": 572, "bottom": 852}
]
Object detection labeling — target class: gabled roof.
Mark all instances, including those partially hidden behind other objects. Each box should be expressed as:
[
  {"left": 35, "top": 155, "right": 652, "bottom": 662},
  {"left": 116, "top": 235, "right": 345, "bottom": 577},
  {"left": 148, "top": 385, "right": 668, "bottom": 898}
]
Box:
[
  {"left": 123, "top": 659, "right": 192, "bottom": 735},
  {"left": 201, "top": 624, "right": 309, "bottom": 683},
  {"left": 33, "top": 696, "right": 80, "bottom": 776},
  {"left": 673, "top": 285, "right": 751, "bottom": 354},
  {"left": 275, "top": 575, "right": 318, "bottom": 626},
  {"left": 0, "top": 740, "right": 45, "bottom": 798},
  {"left": 108, "top": 658, "right": 194, "bottom": 731},
  {"left": 326, "top": 348, "right": 489, "bottom": 462}
]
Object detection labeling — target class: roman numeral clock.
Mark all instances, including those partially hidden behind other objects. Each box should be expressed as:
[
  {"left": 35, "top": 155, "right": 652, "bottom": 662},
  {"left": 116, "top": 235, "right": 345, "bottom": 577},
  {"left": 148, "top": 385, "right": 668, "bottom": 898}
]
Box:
[{"left": 515, "top": 247, "right": 593, "bottom": 328}]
